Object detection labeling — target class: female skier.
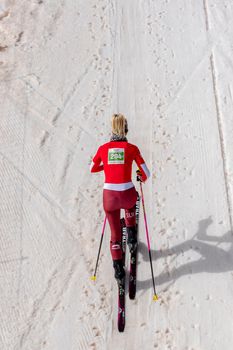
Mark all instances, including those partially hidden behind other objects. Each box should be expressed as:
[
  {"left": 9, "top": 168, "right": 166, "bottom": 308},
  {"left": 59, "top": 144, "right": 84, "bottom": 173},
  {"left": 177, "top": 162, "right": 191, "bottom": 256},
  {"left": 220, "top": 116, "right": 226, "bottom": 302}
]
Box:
[{"left": 90, "top": 114, "right": 150, "bottom": 283}]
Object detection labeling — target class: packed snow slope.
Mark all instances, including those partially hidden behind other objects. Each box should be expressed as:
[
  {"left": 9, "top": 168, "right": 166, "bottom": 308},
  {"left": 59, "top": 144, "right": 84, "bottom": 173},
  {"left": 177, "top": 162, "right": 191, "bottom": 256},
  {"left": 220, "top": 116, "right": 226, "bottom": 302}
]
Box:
[{"left": 1, "top": 0, "right": 233, "bottom": 349}]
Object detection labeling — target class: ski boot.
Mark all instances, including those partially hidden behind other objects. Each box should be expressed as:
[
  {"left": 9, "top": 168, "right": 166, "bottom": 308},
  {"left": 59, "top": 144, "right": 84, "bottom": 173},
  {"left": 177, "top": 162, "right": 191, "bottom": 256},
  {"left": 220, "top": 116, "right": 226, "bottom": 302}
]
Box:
[
  {"left": 127, "top": 226, "right": 137, "bottom": 254},
  {"left": 113, "top": 259, "right": 125, "bottom": 285}
]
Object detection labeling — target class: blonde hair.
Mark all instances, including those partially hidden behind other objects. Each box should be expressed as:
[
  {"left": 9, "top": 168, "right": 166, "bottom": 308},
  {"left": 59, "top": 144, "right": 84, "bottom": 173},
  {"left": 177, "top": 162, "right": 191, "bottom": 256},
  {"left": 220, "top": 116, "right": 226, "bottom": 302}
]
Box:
[{"left": 111, "top": 114, "right": 128, "bottom": 137}]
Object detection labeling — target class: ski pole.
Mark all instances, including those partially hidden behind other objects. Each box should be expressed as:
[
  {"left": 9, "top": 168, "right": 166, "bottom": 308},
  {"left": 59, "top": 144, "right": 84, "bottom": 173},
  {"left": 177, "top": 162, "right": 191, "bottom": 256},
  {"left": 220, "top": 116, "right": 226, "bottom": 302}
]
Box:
[
  {"left": 139, "top": 180, "right": 158, "bottom": 301},
  {"left": 90, "top": 216, "right": 107, "bottom": 281}
]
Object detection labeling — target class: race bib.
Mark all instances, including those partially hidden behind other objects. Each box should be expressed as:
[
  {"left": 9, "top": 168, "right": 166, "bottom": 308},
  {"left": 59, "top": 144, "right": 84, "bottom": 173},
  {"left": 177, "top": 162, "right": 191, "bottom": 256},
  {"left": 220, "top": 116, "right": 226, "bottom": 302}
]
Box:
[{"left": 108, "top": 148, "right": 125, "bottom": 164}]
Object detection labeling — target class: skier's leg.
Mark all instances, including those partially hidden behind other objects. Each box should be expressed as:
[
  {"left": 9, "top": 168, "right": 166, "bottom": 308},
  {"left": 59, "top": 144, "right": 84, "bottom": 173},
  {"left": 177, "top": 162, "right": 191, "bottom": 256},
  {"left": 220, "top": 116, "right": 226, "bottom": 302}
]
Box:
[
  {"left": 105, "top": 209, "right": 125, "bottom": 280},
  {"left": 103, "top": 189, "right": 125, "bottom": 281},
  {"left": 125, "top": 205, "right": 136, "bottom": 227},
  {"left": 122, "top": 188, "right": 138, "bottom": 253},
  {"left": 125, "top": 206, "right": 138, "bottom": 253},
  {"left": 105, "top": 209, "right": 122, "bottom": 260}
]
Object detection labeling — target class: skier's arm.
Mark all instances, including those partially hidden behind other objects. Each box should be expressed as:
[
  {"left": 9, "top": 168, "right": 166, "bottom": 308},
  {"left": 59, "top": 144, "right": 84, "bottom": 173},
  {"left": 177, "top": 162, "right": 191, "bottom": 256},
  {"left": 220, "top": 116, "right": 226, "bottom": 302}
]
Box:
[
  {"left": 134, "top": 146, "right": 150, "bottom": 182},
  {"left": 90, "top": 147, "right": 104, "bottom": 173}
]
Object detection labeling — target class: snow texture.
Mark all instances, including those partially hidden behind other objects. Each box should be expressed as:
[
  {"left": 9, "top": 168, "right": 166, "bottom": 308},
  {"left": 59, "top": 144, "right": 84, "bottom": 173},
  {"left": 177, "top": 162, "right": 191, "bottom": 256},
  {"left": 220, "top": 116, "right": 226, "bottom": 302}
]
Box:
[{"left": 1, "top": 0, "right": 233, "bottom": 349}]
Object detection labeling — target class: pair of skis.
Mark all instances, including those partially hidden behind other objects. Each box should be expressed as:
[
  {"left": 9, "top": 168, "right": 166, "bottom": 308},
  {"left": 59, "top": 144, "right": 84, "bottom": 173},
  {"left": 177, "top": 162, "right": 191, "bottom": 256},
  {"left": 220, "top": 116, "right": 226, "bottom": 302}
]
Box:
[
  {"left": 118, "top": 193, "right": 140, "bottom": 332},
  {"left": 91, "top": 182, "right": 158, "bottom": 332}
]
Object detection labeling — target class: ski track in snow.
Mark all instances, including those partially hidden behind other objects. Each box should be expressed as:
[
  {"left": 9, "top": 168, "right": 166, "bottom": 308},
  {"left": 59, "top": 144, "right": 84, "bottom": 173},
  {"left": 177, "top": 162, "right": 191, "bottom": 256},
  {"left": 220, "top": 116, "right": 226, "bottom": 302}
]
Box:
[
  {"left": 203, "top": 0, "right": 210, "bottom": 31},
  {"left": 1, "top": 0, "right": 233, "bottom": 349},
  {"left": 209, "top": 53, "right": 233, "bottom": 232}
]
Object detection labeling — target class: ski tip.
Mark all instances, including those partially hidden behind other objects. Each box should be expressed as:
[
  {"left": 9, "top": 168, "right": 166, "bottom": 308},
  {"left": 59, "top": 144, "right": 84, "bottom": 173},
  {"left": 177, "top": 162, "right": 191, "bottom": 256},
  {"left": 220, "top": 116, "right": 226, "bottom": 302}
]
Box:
[
  {"left": 118, "top": 327, "right": 125, "bottom": 333},
  {"left": 90, "top": 275, "right": 96, "bottom": 281},
  {"left": 153, "top": 294, "right": 159, "bottom": 301}
]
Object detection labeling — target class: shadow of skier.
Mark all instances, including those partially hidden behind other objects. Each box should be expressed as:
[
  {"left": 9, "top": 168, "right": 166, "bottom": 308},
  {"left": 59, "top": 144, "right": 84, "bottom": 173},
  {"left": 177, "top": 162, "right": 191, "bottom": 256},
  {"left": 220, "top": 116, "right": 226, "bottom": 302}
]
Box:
[{"left": 136, "top": 217, "right": 233, "bottom": 292}]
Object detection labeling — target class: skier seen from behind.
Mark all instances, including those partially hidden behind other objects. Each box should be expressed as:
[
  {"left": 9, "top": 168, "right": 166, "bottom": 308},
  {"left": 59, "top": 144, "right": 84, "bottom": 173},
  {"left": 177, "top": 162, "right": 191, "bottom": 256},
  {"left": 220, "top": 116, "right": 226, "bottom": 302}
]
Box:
[{"left": 90, "top": 114, "right": 150, "bottom": 283}]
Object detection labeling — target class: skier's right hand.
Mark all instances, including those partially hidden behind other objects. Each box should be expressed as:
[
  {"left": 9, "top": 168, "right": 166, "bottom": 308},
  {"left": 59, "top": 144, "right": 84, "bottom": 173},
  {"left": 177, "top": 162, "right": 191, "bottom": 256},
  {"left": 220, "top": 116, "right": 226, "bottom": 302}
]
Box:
[{"left": 136, "top": 169, "right": 143, "bottom": 182}]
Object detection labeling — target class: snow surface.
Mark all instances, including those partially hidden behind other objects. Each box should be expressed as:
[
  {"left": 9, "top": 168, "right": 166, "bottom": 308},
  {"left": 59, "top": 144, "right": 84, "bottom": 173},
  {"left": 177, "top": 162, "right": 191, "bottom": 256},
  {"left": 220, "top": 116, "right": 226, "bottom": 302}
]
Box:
[{"left": 1, "top": 0, "right": 233, "bottom": 349}]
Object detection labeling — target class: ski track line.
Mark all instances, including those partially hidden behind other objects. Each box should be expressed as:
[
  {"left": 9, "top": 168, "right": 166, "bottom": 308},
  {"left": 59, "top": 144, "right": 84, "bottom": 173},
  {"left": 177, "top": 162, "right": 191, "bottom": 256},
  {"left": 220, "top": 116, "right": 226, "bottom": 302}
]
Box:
[
  {"left": 4, "top": 85, "right": 59, "bottom": 131},
  {"left": 0, "top": 257, "right": 27, "bottom": 265},
  {"left": 17, "top": 98, "right": 27, "bottom": 302},
  {"left": 0, "top": 150, "right": 82, "bottom": 244},
  {"left": 109, "top": 1, "right": 117, "bottom": 112},
  {"left": 19, "top": 257, "right": 77, "bottom": 349},
  {"left": 3, "top": 73, "right": 100, "bottom": 153},
  {"left": 195, "top": 101, "right": 210, "bottom": 203},
  {"left": 108, "top": 0, "right": 117, "bottom": 112},
  {"left": 0, "top": 151, "right": 64, "bottom": 215},
  {"left": 203, "top": 0, "right": 210, "bottom": 31},
  {"left": 51, "top": 58, "right": 94, "bottom": 125},
  {"left": 59, "top": 152, "right": 75, "bottom": 184},
  {"left": 161, "top": 0, "right": 228, "bottom": 117},
  {"left": 164, "top": 52, "right": 210, "bottom": 114},
  {"left": 6, "top": 74, "right": 98, "bottom": 147},
  {"left": 20, "top": 79, "right": 61, "bottom": 113},
  {"left": 17, "top": 78, "right": 97, "bottom": 144},
  {"left": 210, "top": 52, "right": 233, "bottom": 233},
  {"left": 4, "top": 73, "right": 40, "bottom": 83}
]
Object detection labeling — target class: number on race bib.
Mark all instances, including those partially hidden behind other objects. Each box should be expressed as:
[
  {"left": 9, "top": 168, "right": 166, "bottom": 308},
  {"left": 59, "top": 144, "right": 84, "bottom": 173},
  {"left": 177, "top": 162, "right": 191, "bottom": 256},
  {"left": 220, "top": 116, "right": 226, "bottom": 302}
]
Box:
[{"left": 108, "top": 148, "right": 125, "bottom": 164}]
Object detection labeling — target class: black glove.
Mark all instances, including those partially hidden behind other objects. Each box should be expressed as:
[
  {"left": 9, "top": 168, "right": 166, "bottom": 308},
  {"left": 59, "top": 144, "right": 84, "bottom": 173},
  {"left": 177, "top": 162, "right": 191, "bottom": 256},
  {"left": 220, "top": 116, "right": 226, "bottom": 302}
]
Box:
[{"left": 136, "top": 169, "right": 142, "bottom": 182}]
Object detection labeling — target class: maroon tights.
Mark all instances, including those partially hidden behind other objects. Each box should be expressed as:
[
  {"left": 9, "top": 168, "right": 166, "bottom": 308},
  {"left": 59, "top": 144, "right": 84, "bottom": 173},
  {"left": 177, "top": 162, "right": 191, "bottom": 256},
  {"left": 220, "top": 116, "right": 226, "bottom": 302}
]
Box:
[{"left": 103, "top": 187, "right": 138, "bottom": 260}]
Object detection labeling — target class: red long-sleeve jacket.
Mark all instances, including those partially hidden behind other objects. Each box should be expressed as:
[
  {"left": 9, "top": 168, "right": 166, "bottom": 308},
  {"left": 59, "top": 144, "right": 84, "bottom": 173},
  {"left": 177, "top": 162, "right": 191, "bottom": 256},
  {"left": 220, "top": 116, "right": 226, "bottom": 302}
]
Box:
[{"left": 90, "top": 141, "right": 150, "bottom": 191}]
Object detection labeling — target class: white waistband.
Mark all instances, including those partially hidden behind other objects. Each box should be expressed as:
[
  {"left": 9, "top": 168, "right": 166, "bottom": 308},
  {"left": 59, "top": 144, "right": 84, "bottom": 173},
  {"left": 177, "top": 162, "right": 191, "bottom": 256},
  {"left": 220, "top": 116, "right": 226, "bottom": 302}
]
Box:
[{"left": 103, "top": 182, "right": 134, "bottom": 191}]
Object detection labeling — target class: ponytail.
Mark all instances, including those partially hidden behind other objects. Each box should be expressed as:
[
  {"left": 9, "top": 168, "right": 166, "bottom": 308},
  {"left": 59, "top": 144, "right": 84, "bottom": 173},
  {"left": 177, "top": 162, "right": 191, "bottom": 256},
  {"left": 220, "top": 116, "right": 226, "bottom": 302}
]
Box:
[{"left": 111, "top": 114, "right": 128, "bottom": 137}]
